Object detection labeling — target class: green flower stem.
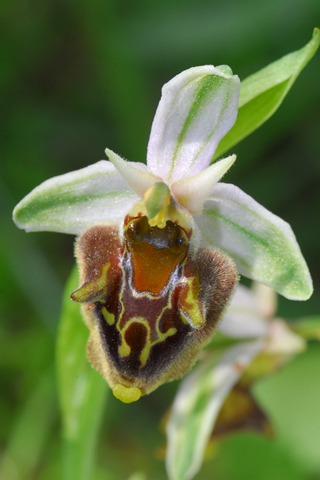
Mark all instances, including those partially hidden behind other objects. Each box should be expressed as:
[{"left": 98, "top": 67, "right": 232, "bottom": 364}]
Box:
[{"left": 57, "top": 267, "right": 109, "bottom": 480}]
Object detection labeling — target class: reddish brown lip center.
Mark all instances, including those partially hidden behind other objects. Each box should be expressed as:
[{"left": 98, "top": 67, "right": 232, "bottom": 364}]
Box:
[{"left": 124, "top": 216, "right": 189, "bottom": 294}]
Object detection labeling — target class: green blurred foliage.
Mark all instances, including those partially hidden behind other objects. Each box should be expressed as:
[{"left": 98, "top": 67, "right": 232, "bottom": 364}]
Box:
[{"left": 0, "top": 0, "right": 319, "bottom": 479}]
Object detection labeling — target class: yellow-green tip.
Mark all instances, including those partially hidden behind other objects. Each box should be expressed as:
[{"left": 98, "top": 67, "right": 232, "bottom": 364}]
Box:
[
  {"left": 144, "top": 182, "right": 171, "bottom": 223},
  {"left": 112, "top": 384, "right": 143, "bottom": 403}
]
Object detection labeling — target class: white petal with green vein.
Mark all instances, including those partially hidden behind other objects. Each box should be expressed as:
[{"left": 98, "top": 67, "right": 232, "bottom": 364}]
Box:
[
  {"left": 166, "top": 340, "right": 264, "bottom": 480},
  {"left": 13, "top": 161, "right": 138, "bottom": 235},
  {"left": 147, "top": 66, "right": 240, "bottom": 183},
  {"left": 195, "top": 183, "right": 313, "bottom": 300}
]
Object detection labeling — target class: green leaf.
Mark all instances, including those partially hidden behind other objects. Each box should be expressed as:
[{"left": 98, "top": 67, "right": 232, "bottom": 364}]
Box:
[
  {"left": 57, "top": 267, "right": 108, "bottom": 480},
  {"left": 288, "top": 315, "right": 320, "bottom": 340},
  {"left": 213, "top": 433, "right": 306, "bottom": 480},
  {"left": 214, "top": 28, "right": 320, "bottom": 159},
  {"left": 166, "top": 341, "right": 263, "bottom": 480},
  {"left": 0, "top": 369, "right": 56, "bottom": 480},
  {"left": 127, "top": 473, "right": 148, "bottom": 480},
  {"left": 254, "top": 342, "right": 320, "bottom": 475}
]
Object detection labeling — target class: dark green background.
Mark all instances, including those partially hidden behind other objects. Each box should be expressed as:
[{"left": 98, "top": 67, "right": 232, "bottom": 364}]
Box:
[{"left": 1, "top": 1, "right": 319, "bottom": 479}]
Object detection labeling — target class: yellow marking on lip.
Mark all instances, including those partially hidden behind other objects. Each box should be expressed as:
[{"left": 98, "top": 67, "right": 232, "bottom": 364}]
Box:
[
  {"left": 180, "top": 313, "right": 189, "bottom": 325},
  {"left": 180, "top": 278, "right": 205, "bottom": 328},
  {"left": 118, "top": 341, "right": 131, "bottom": 357},
  {"left": 101, "top": 306, "right": 115, "bottom": 326},
  {"left": 71, "top": 262, "right": 111, "bottom": 303},
  {"left": 139, "top": 326, "right": 177, "bottom": 367},
  {"left": 117, "top": 316, "right": 177, "bottom": 367}
]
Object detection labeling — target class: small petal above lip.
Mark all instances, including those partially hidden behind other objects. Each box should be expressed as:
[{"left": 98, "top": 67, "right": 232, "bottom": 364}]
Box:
[
  {"left": 171, "top": 154, "right": 236, "bottom": 213},
  {"left": 147, "top": 65, "right": 240, "bottom": 184},
  {"left": 105, "top": 148, "right": 161, "bottom": 197}
]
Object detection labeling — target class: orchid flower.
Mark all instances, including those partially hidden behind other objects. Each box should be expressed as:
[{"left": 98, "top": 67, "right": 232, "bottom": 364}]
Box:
[
  {"left": 13, "top": 65, "right": 312, "bottom": 404},
  {"left": 166, "top": 283, "right": 306, "bottom": 480}
]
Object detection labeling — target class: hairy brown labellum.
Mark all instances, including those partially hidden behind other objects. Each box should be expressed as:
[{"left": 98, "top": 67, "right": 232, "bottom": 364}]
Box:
[{"left": 72, "top": 216, "right": 238, "bottom": 402}]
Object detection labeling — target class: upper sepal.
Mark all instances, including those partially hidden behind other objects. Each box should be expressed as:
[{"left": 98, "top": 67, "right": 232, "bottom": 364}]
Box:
[
  {"left": 147, "top": 65, "right": 240, "bottom": 183},
  {"left": 13, "top": 161, "right": 139, "bottom": 235}
]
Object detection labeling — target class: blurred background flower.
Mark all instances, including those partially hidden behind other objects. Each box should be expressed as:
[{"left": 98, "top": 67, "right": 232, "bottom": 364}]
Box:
[{"left": 166, "top": 283, "right": 309, "bottom": 480}]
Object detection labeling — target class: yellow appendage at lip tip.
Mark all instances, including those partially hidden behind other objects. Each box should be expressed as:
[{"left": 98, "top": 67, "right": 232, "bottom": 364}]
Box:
[{"left": 112, "top": 384, "right": 143, "bottom": 403}]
